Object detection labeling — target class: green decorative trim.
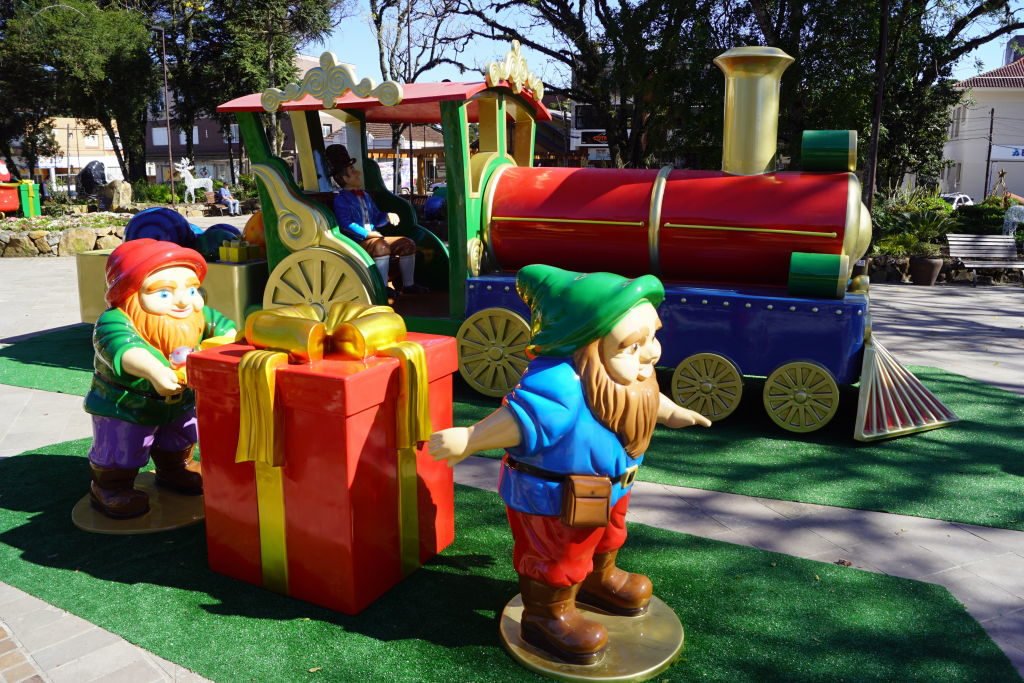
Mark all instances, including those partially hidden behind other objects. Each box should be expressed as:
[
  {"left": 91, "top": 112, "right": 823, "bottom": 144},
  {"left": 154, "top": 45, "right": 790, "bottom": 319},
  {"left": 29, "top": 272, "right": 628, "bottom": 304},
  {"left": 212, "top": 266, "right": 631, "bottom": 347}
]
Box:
[
  {"left": 788, "top": 252, "right": 849, "bottom": 299},
  {"left": 441, "top": 100, "right": 472, "bottom": 318},
  {"left": 801, "top": 130, "right": 857, "bottom": 172}
]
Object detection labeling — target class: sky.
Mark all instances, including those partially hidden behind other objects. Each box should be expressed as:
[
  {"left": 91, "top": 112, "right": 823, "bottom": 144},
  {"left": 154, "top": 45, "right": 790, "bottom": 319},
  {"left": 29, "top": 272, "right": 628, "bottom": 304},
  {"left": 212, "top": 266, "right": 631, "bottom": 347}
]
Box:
[
  {"left": 310, "top": 11, "right": 538, "bottom": 86},
  {"left": 310, "top": 3, "right": 1024, "bottom": 88}
]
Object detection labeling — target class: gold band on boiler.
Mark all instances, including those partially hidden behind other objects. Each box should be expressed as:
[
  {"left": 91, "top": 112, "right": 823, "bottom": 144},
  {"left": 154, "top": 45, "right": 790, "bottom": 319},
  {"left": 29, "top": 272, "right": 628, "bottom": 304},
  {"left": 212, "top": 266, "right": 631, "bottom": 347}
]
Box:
[{"left": 663, "top": 223, "right": 837, "bottom": 239}]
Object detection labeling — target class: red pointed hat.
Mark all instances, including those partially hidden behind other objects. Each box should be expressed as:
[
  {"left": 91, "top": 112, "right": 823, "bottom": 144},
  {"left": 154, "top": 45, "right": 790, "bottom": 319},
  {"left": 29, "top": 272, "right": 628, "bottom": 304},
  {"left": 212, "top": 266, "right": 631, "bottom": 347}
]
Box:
[{"left": 105, "top": 238, "right": 207, "bottom": 308}]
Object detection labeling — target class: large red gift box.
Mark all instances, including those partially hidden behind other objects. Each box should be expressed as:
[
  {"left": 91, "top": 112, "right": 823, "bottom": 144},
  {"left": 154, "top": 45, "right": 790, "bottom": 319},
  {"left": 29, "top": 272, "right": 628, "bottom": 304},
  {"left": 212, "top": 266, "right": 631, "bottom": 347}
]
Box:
[{"left": 189, "top": 332, "right": 456, "bottom": 615}]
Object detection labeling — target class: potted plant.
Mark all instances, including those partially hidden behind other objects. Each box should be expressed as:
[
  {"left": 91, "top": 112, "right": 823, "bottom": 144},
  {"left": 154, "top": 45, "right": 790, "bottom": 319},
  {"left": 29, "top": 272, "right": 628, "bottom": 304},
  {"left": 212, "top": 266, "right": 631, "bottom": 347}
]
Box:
[{"left": 870, "top": 210, "right": 950, "bottom": 286}]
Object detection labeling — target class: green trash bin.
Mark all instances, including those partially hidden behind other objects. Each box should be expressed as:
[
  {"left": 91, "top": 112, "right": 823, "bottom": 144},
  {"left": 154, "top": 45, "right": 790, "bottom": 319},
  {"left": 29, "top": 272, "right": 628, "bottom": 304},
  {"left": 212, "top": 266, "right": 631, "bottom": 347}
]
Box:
[{"left": 18, "top": 181, "right": 40, "bottom": 217}]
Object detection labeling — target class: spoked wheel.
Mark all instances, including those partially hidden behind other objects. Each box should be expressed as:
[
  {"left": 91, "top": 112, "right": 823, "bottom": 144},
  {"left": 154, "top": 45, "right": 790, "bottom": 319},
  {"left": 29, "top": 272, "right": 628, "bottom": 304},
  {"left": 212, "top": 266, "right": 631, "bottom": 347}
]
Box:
[
  {"left": 457, "top": 308, "right": 530, "bottom": 397},
  {"left": 762, "top": 361, "right": 840, "bottom": 433},
  {"left": 671, "top": 353, "right": 743, "bottom": 421},
  {"left": 263, "top": 248, "right": 374, "bottom": 314}
]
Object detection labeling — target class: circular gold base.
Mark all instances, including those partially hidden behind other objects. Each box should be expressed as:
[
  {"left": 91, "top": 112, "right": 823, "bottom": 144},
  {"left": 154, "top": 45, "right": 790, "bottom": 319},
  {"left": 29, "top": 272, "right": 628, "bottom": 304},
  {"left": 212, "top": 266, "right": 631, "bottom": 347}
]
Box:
[
  {"left": 499, "top": 595, "right": 684, "bottom": 681},
  {"left": 71, "top": 472, "right": 205, "bottom": 535}
]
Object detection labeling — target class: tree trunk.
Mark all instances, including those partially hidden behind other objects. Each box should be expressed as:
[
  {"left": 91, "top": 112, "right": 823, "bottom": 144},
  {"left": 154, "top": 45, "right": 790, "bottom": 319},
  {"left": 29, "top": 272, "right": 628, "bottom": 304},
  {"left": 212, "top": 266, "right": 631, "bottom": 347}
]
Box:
[
  {"left": 98, "top": 116, "right": 129, "bottom": 180},
  {"left": 1, "top": 143, "right": 22, "bottom": 180}
]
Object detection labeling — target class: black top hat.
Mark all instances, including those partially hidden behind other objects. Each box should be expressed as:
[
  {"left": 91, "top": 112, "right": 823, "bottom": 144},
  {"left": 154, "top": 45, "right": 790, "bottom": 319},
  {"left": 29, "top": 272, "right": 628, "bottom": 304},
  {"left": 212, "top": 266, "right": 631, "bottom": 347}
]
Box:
[{"left": 325, "top": 144, "right": 357, "bottom": 176}]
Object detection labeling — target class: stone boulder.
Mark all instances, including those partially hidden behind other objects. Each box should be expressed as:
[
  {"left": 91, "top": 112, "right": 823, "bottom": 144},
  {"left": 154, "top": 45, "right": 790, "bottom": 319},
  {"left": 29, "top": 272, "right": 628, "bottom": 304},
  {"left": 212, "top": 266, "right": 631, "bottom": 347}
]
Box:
[
  {"left": 28, "top": 230, "right": 51, "bottom": 254},
  {"left": 3, "top": 234, "right": 40, "bottom": 257},
  {"left": 58, "top": 227, "right": 99, "bottom": 256},
  {"left": 96, "top": 234, "right": 122, "bottom": 250},
  {"left": 97, "top": 179, "right": 133, "bottom": 212}
]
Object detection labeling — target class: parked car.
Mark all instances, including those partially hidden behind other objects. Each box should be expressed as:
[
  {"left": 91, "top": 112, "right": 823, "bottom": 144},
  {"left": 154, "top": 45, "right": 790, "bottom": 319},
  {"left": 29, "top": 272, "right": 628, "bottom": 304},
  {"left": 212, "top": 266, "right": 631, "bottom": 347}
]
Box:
[{"left": 940, "top": 192, "right": 974, "bottom": 209}]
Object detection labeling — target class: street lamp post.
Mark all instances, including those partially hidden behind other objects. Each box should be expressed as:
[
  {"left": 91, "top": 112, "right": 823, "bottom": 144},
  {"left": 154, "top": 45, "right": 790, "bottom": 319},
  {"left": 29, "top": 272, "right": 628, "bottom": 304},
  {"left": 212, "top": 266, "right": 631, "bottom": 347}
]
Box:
[{"left": 152, "top": 26, "right": 176, "bottom": 207}]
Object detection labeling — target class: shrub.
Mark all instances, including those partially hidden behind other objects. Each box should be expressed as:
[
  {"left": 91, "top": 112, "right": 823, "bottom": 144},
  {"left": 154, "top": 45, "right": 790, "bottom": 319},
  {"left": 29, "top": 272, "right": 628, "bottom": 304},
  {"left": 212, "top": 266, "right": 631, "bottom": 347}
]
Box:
[
  {"left": 954, "top": 201, "right": 1008, "bottom": 235},
  {"left": 237, "top": 173, "right": 257, "bottom": 199}
]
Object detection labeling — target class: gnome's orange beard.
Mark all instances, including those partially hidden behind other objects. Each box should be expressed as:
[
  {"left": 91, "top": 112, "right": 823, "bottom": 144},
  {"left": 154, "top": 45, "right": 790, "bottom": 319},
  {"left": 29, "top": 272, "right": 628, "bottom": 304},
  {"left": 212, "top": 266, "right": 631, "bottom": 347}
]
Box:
[
  {"left": 122, "top": 293, "right": 206, "bottom": 359},
  {"left": 574, "top": 341, "right": 660, "bottom": 458}
]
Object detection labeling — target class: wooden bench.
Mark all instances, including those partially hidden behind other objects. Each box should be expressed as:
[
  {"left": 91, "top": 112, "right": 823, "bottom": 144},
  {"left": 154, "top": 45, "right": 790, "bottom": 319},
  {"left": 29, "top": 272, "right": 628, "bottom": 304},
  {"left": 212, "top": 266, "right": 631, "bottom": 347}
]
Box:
[
  {"left": 946, "top": 233, "right": 1024, "bottom": 286},
  {"left": 204, "top": 190, "right": 229, "bottom": 216}
]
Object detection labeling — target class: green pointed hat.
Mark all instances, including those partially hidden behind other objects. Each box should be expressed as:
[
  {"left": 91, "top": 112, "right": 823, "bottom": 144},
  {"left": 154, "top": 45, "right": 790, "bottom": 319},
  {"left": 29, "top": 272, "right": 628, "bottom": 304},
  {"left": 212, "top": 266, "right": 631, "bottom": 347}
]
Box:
[{"left": 516, "top": 265, "right": 665, "bottom": 357}]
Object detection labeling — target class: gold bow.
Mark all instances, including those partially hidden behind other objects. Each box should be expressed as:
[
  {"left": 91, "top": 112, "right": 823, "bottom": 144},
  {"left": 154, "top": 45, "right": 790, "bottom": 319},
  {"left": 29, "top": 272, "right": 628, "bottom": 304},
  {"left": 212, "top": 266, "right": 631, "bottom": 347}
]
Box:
[{"left": 235, "top": 302, "right": 432, "bottom": 591}]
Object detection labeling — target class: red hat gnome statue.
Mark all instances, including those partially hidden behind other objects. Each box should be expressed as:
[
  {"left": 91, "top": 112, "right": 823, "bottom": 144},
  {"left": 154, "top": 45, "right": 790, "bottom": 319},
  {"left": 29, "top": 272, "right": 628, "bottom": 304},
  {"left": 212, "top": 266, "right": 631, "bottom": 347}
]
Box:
[
  {"left": 430, "top": 265, "right": 710, "bottom": 674},
  {"left": 82, "top": 239, "right": 236, "bottom": 520}
]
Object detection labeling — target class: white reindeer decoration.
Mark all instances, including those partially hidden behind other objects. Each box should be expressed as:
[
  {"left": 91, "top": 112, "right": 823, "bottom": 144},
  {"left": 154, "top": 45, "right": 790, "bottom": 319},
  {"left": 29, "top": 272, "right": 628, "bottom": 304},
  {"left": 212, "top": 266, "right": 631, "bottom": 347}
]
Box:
[{"left": 174, "top": 158, "right": 213, "bottom": 204}]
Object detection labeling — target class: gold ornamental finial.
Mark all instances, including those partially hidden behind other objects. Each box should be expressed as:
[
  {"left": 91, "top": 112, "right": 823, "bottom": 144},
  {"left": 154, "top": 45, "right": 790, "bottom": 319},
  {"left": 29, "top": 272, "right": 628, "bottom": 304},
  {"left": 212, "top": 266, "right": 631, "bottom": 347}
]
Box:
[
  {"left": 261, "top": 51, "right": 404, "bottom": 113},
  {"left": 485, "top": 40, "right": 545, "bottom": 102}
]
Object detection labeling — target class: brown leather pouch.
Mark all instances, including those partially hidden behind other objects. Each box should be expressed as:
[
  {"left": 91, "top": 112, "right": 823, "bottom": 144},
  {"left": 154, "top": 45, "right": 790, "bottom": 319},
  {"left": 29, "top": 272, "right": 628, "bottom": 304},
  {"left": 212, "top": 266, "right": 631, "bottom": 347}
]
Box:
[{"left": 561, "top": 475, "right": 612, "bottom": 528}]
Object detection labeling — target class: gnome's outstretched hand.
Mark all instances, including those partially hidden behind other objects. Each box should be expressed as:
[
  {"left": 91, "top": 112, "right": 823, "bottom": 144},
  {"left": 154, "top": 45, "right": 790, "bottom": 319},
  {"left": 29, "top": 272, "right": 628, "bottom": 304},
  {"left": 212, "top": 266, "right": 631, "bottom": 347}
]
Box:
[
  {"left": 429, "top": 406, "right": 522, "bottom": 468},
  {"left": 658, "top": 394, "right": 712, "bottom": 429}
]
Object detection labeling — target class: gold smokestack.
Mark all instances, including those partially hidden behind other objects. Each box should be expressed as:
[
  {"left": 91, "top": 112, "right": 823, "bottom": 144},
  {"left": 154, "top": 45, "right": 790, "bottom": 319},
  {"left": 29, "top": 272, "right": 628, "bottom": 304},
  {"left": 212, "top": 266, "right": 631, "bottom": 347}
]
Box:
[{"left": 714, "top": 47, "right": 794, "bottom": 175}]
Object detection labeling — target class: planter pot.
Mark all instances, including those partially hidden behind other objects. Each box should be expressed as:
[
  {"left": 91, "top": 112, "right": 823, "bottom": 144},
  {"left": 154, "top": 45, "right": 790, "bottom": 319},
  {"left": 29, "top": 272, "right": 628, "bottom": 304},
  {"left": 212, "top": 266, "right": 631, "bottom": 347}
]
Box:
[{"left": 908, "top": 256, "right": 943, "bottom": 286}]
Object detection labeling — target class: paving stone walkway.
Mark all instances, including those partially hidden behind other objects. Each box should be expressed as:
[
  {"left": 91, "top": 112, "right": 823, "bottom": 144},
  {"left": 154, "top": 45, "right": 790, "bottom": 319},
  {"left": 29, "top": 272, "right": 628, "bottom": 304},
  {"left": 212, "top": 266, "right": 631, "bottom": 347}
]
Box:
[{"left": 1, "top": 254, "right": 1023, "bottom": 679}]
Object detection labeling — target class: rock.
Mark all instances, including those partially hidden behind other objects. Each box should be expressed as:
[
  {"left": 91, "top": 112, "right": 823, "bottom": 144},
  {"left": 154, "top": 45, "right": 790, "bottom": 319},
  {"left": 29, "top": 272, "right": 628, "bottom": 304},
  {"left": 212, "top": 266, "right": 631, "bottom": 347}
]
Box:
[
  {"left": 3, "top": 234, "right": 40, "bottom": 257},
  {"left": 46, "top": 232, "right": 60, "bottom": 246},
  {"left": 33, "top": 236, "right": 51, "bottom": 254},
  {"left": 93, "top": 227, "right": 112, "bottom": 237},
  {"left": 113, "top": 225, "right": 125, "bottom": 238},
  {"left": 27, "top": 230, "right": 47, "bottom": 240},
  {"left": 0, "top": 231, "right": 10, "bottom": 245},
  {"left": 96, "top": 234, "right": 122, "bottom": 249},
  {"left": 96, "top": 179, "right": 133, "bottom": 212},
  {"left": 58, "top": 227, "right": 98, "bottom": 256}
]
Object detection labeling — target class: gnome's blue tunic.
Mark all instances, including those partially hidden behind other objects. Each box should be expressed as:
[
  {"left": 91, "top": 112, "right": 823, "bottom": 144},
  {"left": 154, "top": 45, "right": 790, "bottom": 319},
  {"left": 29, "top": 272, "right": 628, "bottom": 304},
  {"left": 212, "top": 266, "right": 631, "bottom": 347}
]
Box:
[{"left": 498, "top": 357, "right": 642, "bottom": 517}]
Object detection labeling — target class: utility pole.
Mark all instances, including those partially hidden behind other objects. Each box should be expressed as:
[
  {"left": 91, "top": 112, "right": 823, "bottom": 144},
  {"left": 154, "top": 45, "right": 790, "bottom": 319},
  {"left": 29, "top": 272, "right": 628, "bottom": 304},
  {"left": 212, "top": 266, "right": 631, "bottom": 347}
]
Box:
[
  {"left": 865, "top": 0, "right": 889, "bottom": 211},
  {"left": 153, "top": 26, "right": 176, "bottom": 207},
  {"left": 983, "top": 107, "right": 995, "bottom": 197}
]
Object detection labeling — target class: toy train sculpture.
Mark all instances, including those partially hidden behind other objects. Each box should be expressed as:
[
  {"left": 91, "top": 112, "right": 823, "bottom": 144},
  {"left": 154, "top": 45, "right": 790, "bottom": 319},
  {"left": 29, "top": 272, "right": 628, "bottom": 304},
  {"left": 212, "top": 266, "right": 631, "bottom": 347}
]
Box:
[{"left": 76, "top": 43, "right": 957, "bottom": 440}]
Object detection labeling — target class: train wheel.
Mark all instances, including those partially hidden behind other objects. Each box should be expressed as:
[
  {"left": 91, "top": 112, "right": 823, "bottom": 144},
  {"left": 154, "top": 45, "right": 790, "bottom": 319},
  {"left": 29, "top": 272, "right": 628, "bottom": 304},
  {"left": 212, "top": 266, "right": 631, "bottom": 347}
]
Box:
[
  {"left": 457, "top": 308, "right": 530, "bottom": 398},
  {"left": 762, "top": 361, "right": 840, "bottom": 433},
  {"left": 263, "top": 248, "right": 373, "bottom": 315},
  {"left": 671, "top": 353, "right": 743, "bottom": 421}
]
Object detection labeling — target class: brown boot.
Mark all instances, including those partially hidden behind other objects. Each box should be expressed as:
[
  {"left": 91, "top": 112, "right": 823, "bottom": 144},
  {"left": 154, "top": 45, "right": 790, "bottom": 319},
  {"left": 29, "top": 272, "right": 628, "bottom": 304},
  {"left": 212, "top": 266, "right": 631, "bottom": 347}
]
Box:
[
  {"left": 151, "top": 446, "right": 203, "bottom": 495},
  {"left": 577, "top": 550, "right": 653, "bottom": 616},
  {"left": 519, "top": 576, "right": 607, "bottom": 665},
  {"left": 89, "top": 464, "right": 150, "bottom": 519}
]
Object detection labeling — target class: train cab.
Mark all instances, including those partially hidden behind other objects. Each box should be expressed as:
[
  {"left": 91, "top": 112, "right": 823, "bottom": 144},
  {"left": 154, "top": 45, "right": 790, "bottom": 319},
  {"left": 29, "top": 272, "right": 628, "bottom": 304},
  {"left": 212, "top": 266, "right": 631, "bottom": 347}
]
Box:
[{"left": 215, "top": 46, "right": 551, "bottom": 335}]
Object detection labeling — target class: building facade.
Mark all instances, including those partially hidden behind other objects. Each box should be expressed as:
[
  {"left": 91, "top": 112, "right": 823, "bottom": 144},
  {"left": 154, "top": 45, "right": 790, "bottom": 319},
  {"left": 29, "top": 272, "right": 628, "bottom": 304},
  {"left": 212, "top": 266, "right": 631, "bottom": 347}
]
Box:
[{"left": 942, "top": 53, "right": 1024, "bottom": 200}]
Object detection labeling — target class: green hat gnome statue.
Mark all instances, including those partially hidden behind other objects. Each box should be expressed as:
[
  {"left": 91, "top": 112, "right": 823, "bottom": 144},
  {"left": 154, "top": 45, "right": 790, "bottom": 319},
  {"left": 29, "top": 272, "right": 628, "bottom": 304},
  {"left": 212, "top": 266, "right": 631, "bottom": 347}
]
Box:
[{"left": 430, "top": 265, "right": 710, "bottom": 676}]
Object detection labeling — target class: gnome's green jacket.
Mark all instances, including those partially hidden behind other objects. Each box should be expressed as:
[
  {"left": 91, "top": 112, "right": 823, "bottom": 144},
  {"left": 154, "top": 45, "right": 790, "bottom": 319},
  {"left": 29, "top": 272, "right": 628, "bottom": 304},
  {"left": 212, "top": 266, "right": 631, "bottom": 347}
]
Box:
[{"left": 84, "top": 306, "right": 235, "bottom": 426}]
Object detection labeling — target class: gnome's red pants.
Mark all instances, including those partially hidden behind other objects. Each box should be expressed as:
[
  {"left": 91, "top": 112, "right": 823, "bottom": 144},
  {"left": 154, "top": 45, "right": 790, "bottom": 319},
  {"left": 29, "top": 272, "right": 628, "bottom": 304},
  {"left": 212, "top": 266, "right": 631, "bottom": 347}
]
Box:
[{"left": 506, "top": 493, "right": 631, "bottom": 587}]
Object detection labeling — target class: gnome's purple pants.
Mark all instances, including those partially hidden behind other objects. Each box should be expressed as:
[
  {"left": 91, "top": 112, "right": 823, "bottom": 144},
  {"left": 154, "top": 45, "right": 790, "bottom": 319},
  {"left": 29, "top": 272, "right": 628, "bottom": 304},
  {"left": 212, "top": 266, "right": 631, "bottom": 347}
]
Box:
[{"left": 88, "top": 412, "right": 198, "bottom": 469}]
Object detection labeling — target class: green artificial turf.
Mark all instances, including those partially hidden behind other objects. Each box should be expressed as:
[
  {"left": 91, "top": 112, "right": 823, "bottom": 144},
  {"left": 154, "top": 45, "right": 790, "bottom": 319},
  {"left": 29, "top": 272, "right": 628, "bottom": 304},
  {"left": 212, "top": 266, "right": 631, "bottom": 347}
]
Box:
[
  {"left": 3, "top": 325, "right": 1023, "bottom": 530},
  {"left": 0, "top": 324, "right": 94, "bottom": 396},
  {"left": 0, "top": 439, "right": 1018, "bottom": 682}
]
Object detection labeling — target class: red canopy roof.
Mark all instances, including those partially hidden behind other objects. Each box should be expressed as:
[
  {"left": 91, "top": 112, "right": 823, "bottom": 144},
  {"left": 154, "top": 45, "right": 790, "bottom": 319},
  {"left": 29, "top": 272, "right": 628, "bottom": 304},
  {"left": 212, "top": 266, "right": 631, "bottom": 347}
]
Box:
[{"left": 217, "top": 81, "right": 551, "bottom": 123}]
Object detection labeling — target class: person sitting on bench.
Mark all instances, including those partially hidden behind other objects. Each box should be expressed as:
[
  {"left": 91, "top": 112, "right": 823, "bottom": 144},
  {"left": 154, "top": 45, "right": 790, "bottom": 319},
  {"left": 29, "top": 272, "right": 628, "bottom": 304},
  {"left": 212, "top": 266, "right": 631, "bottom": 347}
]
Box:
[
  {"left": 325, "top": 144, "right": 426, "bottom": 295},
  {"left": 216, "top": 185, "right": 241, "bottom": 216}
]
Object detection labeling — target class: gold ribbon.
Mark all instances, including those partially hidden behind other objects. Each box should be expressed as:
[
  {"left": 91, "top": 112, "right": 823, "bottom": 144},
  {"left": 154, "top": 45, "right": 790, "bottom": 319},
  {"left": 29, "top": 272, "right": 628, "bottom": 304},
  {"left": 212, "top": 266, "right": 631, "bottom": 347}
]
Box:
[{"left": 234, "top": 302, "right": 433, "bottom": 591}]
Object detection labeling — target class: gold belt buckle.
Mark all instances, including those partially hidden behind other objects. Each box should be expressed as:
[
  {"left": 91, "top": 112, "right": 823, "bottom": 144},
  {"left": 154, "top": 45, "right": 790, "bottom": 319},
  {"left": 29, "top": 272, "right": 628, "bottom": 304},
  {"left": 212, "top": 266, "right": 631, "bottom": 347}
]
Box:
[
  {"left": 620, "top": 465, "right": 639, "bottom": 488},
  {"left": 164, "top": 392, "right": 184, "bottom": 405}
]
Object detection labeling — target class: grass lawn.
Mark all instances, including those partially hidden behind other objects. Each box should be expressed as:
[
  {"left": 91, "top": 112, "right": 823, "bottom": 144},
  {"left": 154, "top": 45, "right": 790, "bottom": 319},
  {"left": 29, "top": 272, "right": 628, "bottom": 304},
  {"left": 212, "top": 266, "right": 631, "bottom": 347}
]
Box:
[
  {"left": 2, "top": 325, "right": 1023, "bottom": 530},
  {"left": 0, "top": 439, "right": 1018, "bottom": 682}
]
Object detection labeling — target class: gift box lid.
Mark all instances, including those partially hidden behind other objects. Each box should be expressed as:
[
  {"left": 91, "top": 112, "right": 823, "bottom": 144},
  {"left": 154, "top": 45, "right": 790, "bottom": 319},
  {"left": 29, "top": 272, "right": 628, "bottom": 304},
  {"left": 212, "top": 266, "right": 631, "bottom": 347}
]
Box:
[{"left": 189, "top": 332, "right": 457, "bottom": 418}]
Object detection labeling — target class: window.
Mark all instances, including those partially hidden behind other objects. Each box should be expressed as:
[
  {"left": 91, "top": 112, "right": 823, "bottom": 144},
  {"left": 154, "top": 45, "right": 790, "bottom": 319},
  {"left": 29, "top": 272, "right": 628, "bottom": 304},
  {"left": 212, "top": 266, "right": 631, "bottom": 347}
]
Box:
[
  {"left": 152, "top": 127, "right": 168, "bottom": 146},
  {"left": 322, "top": 124, "right": 332, "bottom": 137},
  {"left": 104, "top": 136, "right": 118, "bottom": 150},
  {"left": 179, "top": 126, "right": 199, "bottom": 144},
  {"left": 83, "top": 134, "right": 99, "bottom": 148}
]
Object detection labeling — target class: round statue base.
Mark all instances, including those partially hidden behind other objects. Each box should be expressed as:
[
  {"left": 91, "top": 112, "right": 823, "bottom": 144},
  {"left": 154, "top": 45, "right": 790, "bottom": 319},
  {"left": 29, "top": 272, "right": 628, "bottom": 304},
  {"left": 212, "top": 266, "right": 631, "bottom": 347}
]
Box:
[
  {"left": 499, "top": 594, "right": 684, "bottom": 681},
  {"left": 71, "top": 472, "right": 205, "bottom": 535}
]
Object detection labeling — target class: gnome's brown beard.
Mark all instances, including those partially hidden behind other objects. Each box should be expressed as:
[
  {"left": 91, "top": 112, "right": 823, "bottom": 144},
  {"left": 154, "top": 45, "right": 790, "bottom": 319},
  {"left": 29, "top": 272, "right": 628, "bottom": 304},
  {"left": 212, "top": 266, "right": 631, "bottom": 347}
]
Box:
[
  {"left": 122, "top": 293, "right": 206, "bottom": 359},
  {"left": 574, "top": 341, "right": 660, "bottom": 457}
]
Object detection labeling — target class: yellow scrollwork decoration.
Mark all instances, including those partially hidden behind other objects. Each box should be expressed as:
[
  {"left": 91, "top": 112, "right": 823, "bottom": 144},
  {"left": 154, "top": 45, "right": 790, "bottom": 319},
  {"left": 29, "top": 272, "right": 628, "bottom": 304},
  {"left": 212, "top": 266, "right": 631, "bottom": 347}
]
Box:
[
  {"left": 485, "top": 40, "right": 545, "bottom": 102},
  {"left": 262, "top": 51, "right": 404, "bottom": 112}
]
